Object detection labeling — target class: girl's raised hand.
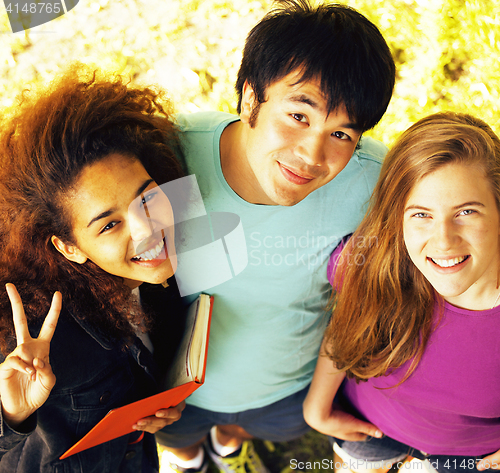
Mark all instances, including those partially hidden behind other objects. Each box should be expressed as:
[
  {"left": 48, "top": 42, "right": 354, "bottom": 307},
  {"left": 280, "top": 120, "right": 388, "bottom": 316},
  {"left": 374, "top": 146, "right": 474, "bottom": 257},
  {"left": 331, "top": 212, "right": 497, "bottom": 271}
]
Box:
[{"left": 0, "top": 283, "right": 61, "bottom": 429}]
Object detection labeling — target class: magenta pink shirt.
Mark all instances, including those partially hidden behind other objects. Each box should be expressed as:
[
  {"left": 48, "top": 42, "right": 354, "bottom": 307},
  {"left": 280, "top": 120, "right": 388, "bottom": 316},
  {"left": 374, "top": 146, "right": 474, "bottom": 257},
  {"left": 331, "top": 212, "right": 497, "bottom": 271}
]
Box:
[{"left": 328, "top": 243, "right": 500, "bottom": 455}]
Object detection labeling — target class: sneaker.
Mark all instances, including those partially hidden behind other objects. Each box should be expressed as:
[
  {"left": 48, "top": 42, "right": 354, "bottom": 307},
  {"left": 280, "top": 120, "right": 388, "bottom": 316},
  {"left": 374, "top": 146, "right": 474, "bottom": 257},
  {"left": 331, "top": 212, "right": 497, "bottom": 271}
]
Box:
[
  {"left": 159, "top": 447, "right": 209, "bottom": 473},
  {"left": 205, "top": 437, "right": 269, "bottom": 473}
]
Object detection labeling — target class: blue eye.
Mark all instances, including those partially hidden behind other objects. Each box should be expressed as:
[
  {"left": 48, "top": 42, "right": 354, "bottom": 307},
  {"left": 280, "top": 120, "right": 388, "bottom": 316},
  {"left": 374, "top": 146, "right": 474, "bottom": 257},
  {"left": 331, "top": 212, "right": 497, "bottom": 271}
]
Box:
[{"left": 459, "top": 209, "right": 475, "bottom": 216}]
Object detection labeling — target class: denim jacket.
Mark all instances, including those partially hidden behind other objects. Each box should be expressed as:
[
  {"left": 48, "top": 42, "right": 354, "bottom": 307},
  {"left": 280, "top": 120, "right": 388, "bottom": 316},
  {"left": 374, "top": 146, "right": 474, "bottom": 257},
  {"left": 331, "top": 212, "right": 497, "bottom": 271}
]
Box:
[{"left": 0, "top": 283, "right": 184, "bottom": 473}]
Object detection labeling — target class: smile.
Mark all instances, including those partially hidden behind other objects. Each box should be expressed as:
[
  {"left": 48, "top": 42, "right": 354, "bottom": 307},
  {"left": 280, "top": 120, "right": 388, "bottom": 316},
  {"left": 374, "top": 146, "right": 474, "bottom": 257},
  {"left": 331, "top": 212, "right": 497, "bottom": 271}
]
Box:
[
  {"left": 279, "top": 163, "right": 315, "bottom": 185},
  {"left": 430, "top": 255, "right": 469, "bottom": 268},
  {"left": 132, "top": 238, "right": 165, "bottom": 262}
]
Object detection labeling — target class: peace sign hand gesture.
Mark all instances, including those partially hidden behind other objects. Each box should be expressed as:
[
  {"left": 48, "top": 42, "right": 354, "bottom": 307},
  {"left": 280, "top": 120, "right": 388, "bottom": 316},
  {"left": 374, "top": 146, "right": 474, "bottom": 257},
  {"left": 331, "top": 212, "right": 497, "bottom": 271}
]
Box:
[{"left": 0, "top": 283, "right": 61, "bottom": 430}]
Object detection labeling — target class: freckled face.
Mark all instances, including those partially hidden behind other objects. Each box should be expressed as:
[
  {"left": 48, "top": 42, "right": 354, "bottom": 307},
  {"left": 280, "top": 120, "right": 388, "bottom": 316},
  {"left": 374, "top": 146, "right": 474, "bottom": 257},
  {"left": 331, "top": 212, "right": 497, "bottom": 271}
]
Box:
[
  {"left": 62, "top": 153, "right": 176, "bottom": 288},
  {"left": 403, "top": 163, "right": 500, "bottom": 310},
  {"left": 235, "top": 70, "right": 362, "bottom": 206}
]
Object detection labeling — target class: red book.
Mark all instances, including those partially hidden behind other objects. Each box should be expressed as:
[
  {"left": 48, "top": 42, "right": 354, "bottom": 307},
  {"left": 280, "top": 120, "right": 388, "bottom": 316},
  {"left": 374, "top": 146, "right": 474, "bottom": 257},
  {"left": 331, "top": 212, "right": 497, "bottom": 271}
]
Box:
[{"left": 60, "top": 294, "right": 214, "bottom": 460}]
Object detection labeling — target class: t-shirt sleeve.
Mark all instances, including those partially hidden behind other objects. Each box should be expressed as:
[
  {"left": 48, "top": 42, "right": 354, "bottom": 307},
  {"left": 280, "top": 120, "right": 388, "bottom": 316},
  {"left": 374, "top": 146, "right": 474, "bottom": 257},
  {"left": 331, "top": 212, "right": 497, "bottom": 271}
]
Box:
[{"left": 327, "top": 235, "right": 351, "bottom": 286}]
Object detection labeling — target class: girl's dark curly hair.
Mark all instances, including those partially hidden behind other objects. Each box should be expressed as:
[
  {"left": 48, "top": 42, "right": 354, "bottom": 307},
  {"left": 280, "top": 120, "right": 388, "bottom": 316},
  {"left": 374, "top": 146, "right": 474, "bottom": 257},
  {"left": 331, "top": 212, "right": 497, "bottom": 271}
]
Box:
[{"left": 0, "top": 66, "right": 184, "bottom": 353}]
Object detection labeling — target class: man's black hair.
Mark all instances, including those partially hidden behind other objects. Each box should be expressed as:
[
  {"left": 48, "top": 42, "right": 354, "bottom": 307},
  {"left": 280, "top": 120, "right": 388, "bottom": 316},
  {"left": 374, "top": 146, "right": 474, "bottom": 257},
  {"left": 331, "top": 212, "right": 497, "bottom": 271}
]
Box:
[{"left": 236, "top": 0, "right": 396, "bottom": 131}]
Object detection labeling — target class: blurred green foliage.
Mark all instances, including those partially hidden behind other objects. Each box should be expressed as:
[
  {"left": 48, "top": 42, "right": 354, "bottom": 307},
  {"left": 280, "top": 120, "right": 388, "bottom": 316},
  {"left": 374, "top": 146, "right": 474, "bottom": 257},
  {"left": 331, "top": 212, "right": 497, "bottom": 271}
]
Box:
[
  {"left": 353, "top": 0, "right": 500, "bottom": 145},
  {"left": 1, "top": 0, "right": 499, "bottom": 147}
]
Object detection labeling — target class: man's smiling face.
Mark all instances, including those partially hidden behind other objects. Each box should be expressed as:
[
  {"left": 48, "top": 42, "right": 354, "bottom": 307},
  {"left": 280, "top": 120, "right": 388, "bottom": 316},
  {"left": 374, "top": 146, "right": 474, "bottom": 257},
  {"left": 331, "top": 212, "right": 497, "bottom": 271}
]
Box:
[{"left": 237, "top": 70, "right": 362, "bottom": 206}]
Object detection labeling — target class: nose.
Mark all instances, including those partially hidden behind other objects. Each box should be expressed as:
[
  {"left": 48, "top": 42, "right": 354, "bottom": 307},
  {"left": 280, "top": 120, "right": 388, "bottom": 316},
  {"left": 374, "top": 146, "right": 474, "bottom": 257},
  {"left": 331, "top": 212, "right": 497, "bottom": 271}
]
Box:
[
  {"left": 129, "top": 204, "right": 156, "bottom": 243},
  {"left": 432, "top": 218, "right": 459, "bottom": 250},
  {"left": 294, "top": 133, "right": 326, "bottom": 166}
]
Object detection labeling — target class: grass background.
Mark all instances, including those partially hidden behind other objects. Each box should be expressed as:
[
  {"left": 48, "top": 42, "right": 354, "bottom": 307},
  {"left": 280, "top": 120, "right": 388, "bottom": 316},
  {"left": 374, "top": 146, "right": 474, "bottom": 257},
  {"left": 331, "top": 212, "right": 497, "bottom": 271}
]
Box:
[
  {"left": 1, "top": 0, "right": 499, "bottom": 145},
  {"left": 1, "top": 1, "right": 499, "bottom": 471}
]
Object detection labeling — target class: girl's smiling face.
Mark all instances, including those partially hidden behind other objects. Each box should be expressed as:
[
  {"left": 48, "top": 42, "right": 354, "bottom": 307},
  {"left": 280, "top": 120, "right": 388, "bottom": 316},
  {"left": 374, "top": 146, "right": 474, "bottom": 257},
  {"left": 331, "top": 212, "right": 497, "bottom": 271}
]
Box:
[
  {"left": 52, "top": 153, "right": 177, "bottom": 288},
  {"left": 403, "top": 162, "right": 500, "bottom": 310}
]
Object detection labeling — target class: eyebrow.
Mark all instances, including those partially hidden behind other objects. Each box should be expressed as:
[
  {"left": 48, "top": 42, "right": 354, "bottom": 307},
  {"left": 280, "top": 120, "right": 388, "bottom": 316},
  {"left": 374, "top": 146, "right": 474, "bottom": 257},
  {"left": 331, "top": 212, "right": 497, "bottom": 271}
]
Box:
[
  {"left": 404, "top": 201, "right": 486, "bottom": 212},
  {"left": 87, "top": 178, "right": 155, "bottom": 228},
  {"left": 287, "top": 93, "right": 360, "bottom": 130},
  {"left": 288, "top": 93, "right": 319, "bottom": 109}
]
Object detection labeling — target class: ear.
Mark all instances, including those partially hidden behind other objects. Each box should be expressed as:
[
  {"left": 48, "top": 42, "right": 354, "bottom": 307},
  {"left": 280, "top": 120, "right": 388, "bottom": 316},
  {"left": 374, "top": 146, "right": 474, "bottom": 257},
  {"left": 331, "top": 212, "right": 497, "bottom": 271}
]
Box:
[
  {"left": 51, "top": 236, "right": 88, "bottom": 264},
  {"left": 239, "top": 80, "right": 257, "bottom": 125}
]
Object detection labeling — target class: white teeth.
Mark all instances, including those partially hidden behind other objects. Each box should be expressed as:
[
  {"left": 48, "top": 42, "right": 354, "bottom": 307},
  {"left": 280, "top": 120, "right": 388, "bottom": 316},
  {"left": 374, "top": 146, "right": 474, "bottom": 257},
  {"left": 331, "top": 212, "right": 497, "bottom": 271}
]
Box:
[
  {"left": 133, "top": 239, "right": 165, "bottom": 261},
  {"left": 431, "top": 256, "right": 467, "bottom": 268}
]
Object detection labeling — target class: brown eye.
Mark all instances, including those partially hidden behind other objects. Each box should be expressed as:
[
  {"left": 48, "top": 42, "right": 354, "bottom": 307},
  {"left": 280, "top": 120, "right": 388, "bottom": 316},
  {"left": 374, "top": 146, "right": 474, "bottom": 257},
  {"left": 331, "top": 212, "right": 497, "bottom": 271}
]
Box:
[
  {"left": 140, "top": 192, "right": 156, "bottom": 207},
  {"left": 99, "top": 221, "right": 118, "bottom": 234},
  {"left": 291, "top": 113, "right": 307, "bottom": 123},
  {"left": 333, "top": 131, "right": 350, "bottom": 141}
]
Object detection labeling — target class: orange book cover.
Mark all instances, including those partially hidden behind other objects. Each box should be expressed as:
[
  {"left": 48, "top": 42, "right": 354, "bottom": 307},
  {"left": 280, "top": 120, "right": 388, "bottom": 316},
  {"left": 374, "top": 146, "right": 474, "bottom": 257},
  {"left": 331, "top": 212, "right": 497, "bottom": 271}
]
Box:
[{"left": 60, "top": 294, "right": 213, "bottom": 460}]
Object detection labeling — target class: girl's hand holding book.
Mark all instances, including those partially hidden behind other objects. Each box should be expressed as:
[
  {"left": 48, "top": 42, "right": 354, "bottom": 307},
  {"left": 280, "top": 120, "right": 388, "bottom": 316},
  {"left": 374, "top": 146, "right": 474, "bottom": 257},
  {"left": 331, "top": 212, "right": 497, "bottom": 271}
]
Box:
[
  {"left": 132, "top": 401, "right": 186, "bottom": 434},
  {"left": 0, "top": 283, "right": 61, "bottom": 430}
]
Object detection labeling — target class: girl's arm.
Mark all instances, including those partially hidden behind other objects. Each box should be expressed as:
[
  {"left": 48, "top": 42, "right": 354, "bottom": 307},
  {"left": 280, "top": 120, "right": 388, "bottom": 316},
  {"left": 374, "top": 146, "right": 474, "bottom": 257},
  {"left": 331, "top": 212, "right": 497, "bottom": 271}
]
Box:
[
  {"left": 303, "top": 338, "right": 383, "bottom": 441},
  {"left": 477, "top": 450, "right": 500, "bottom": 470}
]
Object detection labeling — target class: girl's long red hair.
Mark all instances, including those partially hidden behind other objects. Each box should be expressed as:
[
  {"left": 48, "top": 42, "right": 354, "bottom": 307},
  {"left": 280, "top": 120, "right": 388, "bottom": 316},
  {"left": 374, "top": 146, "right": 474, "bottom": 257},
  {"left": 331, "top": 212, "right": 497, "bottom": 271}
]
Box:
[{"left": 326, "top": 112, "right": 500, "bottom": 381}]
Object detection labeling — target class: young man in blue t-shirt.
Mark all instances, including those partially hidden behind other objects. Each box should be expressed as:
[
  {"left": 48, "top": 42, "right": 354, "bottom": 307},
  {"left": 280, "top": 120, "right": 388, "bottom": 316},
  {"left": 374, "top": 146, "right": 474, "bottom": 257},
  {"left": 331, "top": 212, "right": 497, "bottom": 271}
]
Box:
[{"left": 157, "top": 1, "right": 395, "bottom": 472}]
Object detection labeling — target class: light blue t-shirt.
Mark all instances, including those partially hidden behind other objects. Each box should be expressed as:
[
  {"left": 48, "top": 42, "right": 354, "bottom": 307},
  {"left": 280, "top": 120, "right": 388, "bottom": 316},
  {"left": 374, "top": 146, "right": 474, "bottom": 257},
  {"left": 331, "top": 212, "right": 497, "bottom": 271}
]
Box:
[{"left": 175, "top": 112, "right": 385, "bottom": 412}]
